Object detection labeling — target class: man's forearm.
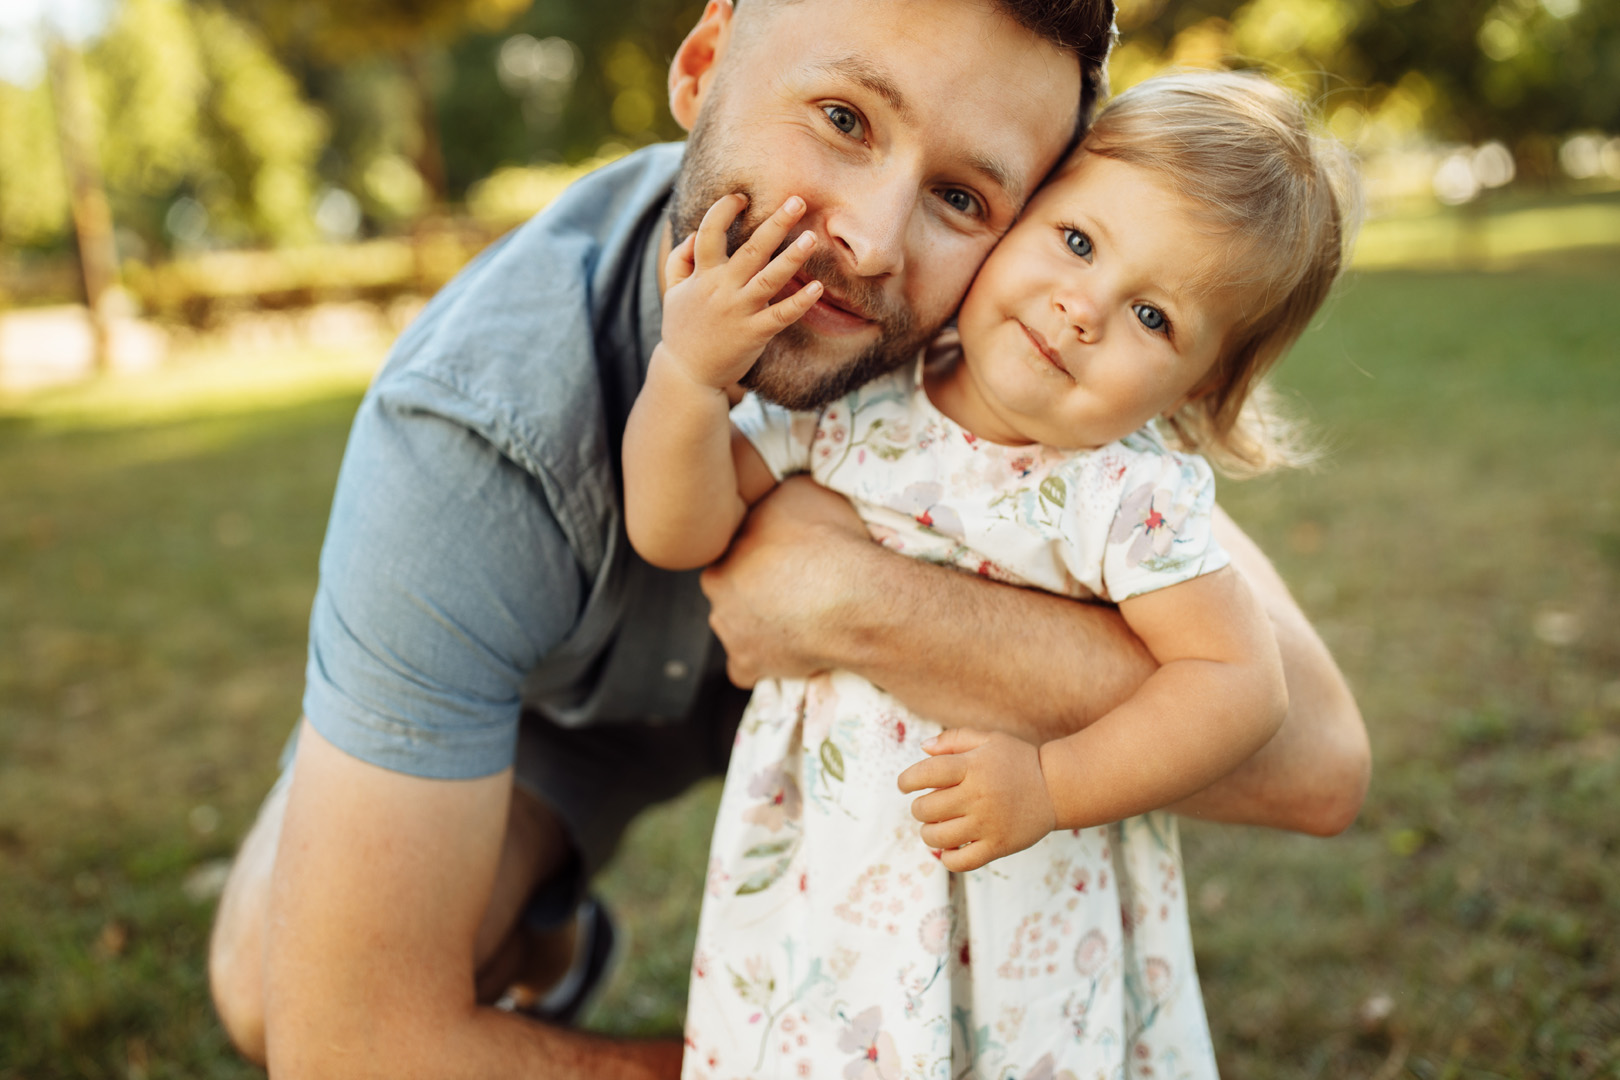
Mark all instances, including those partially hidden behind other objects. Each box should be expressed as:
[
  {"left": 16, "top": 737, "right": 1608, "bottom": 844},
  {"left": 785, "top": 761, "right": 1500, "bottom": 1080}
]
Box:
[
  {"left": 704, "top": 479, "right": 1369, "bottom": 836},
  {"left": 826, "top": 534, "right": 1367, "bottom": 835},
  {"left": 1168, "top": 507, "right": 1370, "bottom": 835},
  {"left": 816, "top": 539, "right": 1156, "bottom": 743}
]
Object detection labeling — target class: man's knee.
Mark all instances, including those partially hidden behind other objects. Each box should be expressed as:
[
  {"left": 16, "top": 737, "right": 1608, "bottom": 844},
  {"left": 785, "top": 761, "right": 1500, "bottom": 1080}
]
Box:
[
  {"left": 209, "top": 911, "right": 267, "bottom": 1064},
  {"left": 207, "top": 768, "right": 292, "bottom": 1064}
]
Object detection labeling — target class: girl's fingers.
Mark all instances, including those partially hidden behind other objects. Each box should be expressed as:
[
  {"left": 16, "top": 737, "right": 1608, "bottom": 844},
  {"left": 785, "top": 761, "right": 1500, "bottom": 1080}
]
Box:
[
  {"left": 897, "top": 753, "right": 963, "bottom": 794},
  {"left": 664, "top": 233, "right": 698, "bottom": 287},
  {"left": 908, "top": 785, "right": 967, "bottom": 825},
  {"left": 759, "top": 277, "right": 823, "bottom": 332},
  {"left": 732, "top": 195, "right": 808, "bottom": 277},
  {"left": 746, "top": 231, "right": 816, "bottom": 302},
  {"left": 918, "top": 817, "right": 977, "bottom": 852},
  {"left": 694, "top": 193, "right": 747, "bottom": 271},
  {"left": 941, "top": 842, "right": 992, "bottom": 874}
]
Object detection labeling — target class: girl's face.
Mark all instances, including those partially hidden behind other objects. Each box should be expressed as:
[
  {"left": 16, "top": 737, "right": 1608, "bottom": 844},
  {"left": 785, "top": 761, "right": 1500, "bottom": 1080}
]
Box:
[{"left": 949, "top": 151, "right": 1250, "bottom": 449}]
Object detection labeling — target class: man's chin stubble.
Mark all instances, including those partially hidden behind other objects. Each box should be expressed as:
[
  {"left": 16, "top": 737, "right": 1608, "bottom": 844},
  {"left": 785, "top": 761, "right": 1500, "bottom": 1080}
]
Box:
[{"left": 740, "top": 322, "right": 933, "bottom": 412}]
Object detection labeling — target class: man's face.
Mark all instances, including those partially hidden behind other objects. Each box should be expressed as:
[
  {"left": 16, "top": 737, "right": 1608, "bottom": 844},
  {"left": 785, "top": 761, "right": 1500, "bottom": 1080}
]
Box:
[{"left": 670, "top": 0, "right": 1082, "bottom": 410}]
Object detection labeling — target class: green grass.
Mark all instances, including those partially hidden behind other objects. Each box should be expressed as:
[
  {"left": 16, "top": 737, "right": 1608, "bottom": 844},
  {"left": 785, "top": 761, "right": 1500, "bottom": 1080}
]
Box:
[{"left": 2, "top": 259, "right": 1618, "bottom": 1077}]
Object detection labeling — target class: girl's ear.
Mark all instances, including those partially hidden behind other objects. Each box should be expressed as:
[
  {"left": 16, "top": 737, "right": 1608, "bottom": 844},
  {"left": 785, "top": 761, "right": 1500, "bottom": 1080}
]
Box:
[
  {"left": 1164, "top": 372, "right": 1220, "bottom": 418},
  {"left": 669, "top": 0, "right": 736, "bottom": 131}
]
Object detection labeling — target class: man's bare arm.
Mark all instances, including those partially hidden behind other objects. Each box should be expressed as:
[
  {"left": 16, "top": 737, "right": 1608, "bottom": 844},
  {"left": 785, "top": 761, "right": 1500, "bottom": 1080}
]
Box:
[
  {"left": 700, "top": 478, "right": 1369, "bottom": 837},
  {"left": 262, "top": 722, "right": 682, "bottom": 1080},
  {"left": 1168, "top": 506, "right": 1370, "bottom": 834}
]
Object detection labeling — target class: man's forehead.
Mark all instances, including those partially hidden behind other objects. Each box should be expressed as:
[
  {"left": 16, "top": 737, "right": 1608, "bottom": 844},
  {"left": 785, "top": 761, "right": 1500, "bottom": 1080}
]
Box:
[{"left": 754, "top": 5, "right": 1080, "bottom": 192}]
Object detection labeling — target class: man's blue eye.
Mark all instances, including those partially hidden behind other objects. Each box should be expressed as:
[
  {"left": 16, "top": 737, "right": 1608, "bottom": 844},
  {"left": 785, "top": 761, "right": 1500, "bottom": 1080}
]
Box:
[
  {"left": 1065, "top": 229, "right": 1092, "bottom": 259},
  {"left": 824, "top": 105, "right": 860, "bottom": 136},
  {"left": 943, "top": 189, "right": 976, "bottom": 214},
  {"left": 1134, "top": 304, "right": 1167, "bottom": 333}
]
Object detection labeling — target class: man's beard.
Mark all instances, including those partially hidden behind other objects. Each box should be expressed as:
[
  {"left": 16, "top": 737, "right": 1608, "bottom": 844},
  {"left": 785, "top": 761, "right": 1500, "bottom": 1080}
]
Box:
[{"left": 670, "top": 112, "right": 938, "bottom": 412}]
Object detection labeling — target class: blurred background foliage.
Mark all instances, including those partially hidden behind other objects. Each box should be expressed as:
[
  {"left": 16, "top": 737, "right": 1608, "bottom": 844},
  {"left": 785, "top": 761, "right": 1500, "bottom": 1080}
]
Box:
[{"left": 0, "top": 0, "right": 1615, "bottom": 274}]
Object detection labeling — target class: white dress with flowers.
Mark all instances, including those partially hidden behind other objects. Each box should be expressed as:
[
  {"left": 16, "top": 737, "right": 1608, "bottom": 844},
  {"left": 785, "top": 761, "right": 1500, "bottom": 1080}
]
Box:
[{"left": 681, "top": 361, "right": 1229, "bottom": 1080}]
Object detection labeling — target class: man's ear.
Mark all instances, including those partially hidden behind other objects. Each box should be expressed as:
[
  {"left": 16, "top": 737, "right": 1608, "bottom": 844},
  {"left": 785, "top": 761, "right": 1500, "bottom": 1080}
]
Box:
[{"left": 669, "top": 0, "right": 736, "bottom": 132}]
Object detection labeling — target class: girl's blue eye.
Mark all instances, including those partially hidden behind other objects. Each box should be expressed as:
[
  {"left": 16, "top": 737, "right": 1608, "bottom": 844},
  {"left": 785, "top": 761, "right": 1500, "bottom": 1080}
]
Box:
[
  {"left": 823, "top": 105, "right": 861, "bottom": 137},
  {"left": 1064, "top": 229, "right": 1092, "bottom": 259},
  {"left": 1134, "top": 303, "right": 1168, "bottom": 333}
]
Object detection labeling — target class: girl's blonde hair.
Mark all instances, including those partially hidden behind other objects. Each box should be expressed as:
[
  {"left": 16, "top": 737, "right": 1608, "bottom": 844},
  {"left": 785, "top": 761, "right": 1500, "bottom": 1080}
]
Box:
[{"left": 1081, "top": 69, "right": 1362, "bottom": 475}]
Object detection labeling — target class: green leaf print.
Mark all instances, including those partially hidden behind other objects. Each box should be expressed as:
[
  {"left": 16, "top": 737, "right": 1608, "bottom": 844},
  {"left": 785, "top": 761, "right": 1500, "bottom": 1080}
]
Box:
[
  {"left": 819, "top": 738, "right": 846, "bottom": 782},
  {"left": 743, "top": 837, "right": 796, "bottom": 859},
  {"left": 736, "top": 856, "right": 793, "bottom": 895},
  {"left": 1039, "top": 475, "right": 1067, "bottom": 509}
]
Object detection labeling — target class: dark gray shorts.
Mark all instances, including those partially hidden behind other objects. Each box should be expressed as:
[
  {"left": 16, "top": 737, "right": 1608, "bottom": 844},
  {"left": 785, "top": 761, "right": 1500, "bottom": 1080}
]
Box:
[
  {"left": 277, "top": 662, "right": 749, "bottom": 905},
  {"left": 513, "top": 666, "right": 750, "bottom": 886}
]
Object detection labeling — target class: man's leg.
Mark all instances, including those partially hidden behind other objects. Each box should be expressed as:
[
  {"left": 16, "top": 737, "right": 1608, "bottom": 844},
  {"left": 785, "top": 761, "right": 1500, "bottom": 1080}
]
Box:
[{"left": 208, "top": 735, "right": 580, "bottom": 1063}]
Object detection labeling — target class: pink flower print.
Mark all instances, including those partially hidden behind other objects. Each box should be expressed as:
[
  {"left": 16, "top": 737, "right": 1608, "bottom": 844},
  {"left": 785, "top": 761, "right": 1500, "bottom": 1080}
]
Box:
[
  {"left": 1143, "top": 956, "right": 1174, "bottom": 1003},
  {"left": 889, "top": 481, "right": 965, "bottom": 539},
  {"left": 705, "top": 858, "right": 730, "bottom": 898},
  {"left": 1074, "top": 929, "right": 1107, "bottom": 977},
  {"left": 1008, "top": 453, "right": 1036, "bottom": 478},
  {"left": 743, "top": 765, "right": 802, "bottom": 832},
  {"left": 839, "top": 1006, "right": 900, "bottom": 1080},
  {"left": 918, "top": 907, "right": 952, "bottom": 956},
  {"left": 1109, "top": 482, "right": 1191, "bottom": 568}
]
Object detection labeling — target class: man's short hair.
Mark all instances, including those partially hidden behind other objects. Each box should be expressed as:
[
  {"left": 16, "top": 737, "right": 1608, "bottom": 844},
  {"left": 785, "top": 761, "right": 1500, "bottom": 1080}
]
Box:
[
  {"left": 739, "top": 0, "right": 1117, "bottom": 129},
  {"left": 993, "top": 0, "right": 1117, "bottom": 126}
]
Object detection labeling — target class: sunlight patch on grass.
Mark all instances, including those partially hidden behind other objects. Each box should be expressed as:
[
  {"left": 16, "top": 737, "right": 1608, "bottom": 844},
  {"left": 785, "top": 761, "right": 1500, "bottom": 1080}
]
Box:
[
  {"left": 1355, "top": 198, "right": 1620, "bottom": 271},
  {"left": 0, "top": 340, "right": 386, "bottom": 431}
]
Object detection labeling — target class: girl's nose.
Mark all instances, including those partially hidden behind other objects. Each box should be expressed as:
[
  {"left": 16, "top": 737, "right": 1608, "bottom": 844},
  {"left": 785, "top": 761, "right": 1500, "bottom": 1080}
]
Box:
[{"left": 1053, "top": 286, "right": 1100, "bottom": 343}]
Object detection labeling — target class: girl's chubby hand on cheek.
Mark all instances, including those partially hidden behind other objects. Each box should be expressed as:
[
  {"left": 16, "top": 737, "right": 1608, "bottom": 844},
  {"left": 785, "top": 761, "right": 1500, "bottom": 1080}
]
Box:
[
  {"left": 897, "top": 728, "right": 1058, "bottom": 872},
  {"left": 656, "top": 192, "right": 824, "bottom": 391}
]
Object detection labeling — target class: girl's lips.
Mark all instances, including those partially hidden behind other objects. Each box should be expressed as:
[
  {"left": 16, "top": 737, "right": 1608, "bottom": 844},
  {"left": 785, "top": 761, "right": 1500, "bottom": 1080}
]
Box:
[{"left": 1019, "top": 321, "right": 1071, "bottom": 377}]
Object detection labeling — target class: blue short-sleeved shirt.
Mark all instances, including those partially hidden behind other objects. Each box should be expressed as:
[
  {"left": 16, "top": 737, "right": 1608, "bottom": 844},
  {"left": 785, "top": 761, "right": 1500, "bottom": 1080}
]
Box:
[{"left": 303, "top": 143, "right": 716, "bottom": 780}]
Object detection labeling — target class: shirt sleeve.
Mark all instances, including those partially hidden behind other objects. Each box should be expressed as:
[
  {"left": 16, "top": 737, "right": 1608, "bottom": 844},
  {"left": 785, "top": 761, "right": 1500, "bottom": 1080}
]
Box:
[
  {"left": 301, "top": 387, "right": 586, "bottom": 780},
  {"left": 729, "top": 392, "right": 818, "bottom": 481},
  {"left": 1098, "top": 445, "right": 1230, "bottom": 602}
]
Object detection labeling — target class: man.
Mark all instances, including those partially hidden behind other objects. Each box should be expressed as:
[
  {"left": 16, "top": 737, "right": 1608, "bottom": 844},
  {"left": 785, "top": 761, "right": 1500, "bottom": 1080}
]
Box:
[{"left": 208, "top": 1, "right": 1370, "bottom": 1076}]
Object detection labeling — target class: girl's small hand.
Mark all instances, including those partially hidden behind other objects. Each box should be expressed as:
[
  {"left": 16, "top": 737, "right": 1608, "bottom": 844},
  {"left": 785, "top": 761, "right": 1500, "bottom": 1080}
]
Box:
[
  {"left": 658, "top": 192, "right": 822, "bottom": 390},
  {"left": 897, "top": 729, "right": 1058, "bottom": 873}
]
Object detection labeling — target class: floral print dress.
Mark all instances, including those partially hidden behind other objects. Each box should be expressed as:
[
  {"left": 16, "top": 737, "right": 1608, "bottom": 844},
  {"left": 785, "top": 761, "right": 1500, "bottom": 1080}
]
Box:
[{"left": 682, "top": 361, "right": 1229, "bottom": 1080}]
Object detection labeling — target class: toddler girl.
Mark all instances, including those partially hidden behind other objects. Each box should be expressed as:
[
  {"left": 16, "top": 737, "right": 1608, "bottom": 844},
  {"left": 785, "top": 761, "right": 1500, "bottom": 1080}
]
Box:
[{"left": 624, "top": 70, "right": 1358, "bottom": 1079}]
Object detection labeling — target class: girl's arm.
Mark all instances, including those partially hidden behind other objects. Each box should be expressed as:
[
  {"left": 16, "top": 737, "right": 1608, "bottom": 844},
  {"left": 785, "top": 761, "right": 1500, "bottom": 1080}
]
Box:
[
  {"left": 622, "top": 193, "right": 822, "bottom": 570},
  {"left": 898, "top": 565, "right": 1288, "bottom": 871}
]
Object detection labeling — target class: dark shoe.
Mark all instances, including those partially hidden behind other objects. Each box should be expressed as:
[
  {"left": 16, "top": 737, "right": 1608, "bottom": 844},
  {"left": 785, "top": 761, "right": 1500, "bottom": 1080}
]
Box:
[{"left": 496, "top": 895, "right": 620, "bottom": 1027}]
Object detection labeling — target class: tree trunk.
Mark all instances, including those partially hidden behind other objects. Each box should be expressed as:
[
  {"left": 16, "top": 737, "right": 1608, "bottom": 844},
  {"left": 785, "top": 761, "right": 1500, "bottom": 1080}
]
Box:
[{"left": 47, "top": 36, "right": 120, "bottom": 373}]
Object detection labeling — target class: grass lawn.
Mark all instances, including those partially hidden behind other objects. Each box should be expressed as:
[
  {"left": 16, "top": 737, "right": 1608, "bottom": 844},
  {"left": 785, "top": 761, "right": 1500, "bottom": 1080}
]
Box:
[{"left": 1, "top": 258, "right": 1617, "bottom": 1077}]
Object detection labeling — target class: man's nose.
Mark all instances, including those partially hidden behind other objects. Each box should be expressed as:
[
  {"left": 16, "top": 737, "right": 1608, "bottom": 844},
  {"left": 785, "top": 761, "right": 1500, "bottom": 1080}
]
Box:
[{"left": 821, "top": 169, "right": 913, "bottom": 280}]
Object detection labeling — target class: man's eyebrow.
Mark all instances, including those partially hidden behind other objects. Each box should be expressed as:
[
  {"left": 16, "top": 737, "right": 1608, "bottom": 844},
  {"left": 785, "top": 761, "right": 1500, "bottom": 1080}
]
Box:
[
  {"left": 967, "top": 151, "right": 1023, "bottom": 204},
  {"left": 808, "top": 55, "right": 911, "bottom": 120},
  {"left": 807, "top": 56, "right": 1024, "bottom": 204}
]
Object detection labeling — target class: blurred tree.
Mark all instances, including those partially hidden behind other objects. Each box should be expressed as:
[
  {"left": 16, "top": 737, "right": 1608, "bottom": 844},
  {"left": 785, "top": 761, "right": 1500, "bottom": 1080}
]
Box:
[
  {"left": 0, "top": 0, "right": 326, "bottom": 257},
  {"left": 222, "top": 0, "right": 538, "bottom": 202},
  {"left": 1109, "top": 0, "right": 1620, "bottom": 175},
  {"left": 46, "top": 35, "right": 119, "bottom": 367},
  {"left": 436, "top": 0, "right": 701, "bottom": 190},
  {"left": 0, "top": 76, "right": 71, "bottom": 250}
]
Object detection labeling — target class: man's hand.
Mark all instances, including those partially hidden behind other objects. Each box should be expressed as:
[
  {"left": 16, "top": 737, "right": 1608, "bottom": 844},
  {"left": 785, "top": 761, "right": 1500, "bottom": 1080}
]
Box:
[
  {"left": 699, "top": 476, "right": 872, "bottom": 687},
  {"left": 896, "top": 729, "right": 1058, "bottom": 873}
]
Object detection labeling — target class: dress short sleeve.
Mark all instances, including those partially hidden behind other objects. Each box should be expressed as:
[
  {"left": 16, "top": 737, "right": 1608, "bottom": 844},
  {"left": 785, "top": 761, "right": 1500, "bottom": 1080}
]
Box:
[
  {"left": 1099, "top": 442, "right": 1230, "bottom": 602},
  {"left": 730, "top": 392, "right": 819, "bottom": 480}
]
